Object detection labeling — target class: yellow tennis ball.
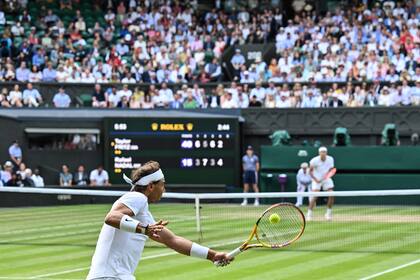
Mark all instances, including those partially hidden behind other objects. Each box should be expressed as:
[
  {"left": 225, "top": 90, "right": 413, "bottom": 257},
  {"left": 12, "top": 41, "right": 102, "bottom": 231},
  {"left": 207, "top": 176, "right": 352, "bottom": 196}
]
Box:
[{"left": 269, "top": 213, "right": 281, "bottom": 224}]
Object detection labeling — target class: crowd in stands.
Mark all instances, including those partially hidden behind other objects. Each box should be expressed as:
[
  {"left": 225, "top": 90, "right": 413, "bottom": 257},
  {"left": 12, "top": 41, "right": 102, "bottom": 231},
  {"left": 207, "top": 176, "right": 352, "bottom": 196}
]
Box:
[
  {"left": 1, "top": 80, "right": 419, "bottom": 109},
  {"left": 0, "top": 0, "right": 418, "bottom": 109},
  {"left": 0, "top": 140, "right": 109, "bottom": 186}
]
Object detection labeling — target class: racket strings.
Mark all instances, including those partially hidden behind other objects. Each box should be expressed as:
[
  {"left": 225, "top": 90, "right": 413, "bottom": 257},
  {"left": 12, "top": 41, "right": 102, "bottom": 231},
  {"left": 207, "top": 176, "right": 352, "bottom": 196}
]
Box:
[{"left": 257, "top": 204, "right": 305, "bottom": 247}]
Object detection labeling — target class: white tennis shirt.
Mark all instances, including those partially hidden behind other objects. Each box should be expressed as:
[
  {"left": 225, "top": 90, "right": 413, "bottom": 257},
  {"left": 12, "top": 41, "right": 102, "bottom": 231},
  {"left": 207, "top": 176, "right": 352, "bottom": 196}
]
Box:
[
  {"left": 309, "top": 155, "right": 334, "bottom": 181},
  {"left": 87, "top": 192, "right": 155, "bottom": 280}
]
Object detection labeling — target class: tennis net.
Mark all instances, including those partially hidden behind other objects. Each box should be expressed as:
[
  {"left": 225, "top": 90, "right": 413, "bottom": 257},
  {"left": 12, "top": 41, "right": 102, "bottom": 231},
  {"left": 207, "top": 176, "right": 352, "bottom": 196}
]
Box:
[{"left": 1, "top": 187, "right": 419, "bottom": 254}]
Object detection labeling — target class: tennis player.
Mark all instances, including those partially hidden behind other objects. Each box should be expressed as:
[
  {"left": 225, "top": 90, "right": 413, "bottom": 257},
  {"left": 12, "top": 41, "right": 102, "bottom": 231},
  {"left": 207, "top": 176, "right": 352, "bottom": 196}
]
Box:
[
  {"left": 87, "top": 161, "right": 232, "bottom": 280},
  {"left": 307, "top": 147, "right": 335, "bottom": 221}
]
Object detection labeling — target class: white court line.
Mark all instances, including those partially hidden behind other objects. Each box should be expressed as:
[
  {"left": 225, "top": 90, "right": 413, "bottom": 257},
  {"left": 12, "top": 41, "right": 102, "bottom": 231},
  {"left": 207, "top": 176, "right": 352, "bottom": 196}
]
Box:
[
  {"left": 360, "top": 258, "right": 420, "bottom": 280},
  {"left": 24, "top": 239, "right": 243, "bottom": 279}
]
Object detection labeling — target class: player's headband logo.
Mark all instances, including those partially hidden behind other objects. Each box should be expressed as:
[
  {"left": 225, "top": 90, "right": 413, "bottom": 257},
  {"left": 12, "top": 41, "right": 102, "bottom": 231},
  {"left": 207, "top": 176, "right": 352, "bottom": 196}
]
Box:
[{"left": 123, "top": 169, "right": 165, "bottom": 189}]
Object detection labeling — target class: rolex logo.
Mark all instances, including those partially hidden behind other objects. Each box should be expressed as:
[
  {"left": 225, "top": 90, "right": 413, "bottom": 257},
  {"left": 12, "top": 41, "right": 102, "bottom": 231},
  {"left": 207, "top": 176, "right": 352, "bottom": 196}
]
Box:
[
  {"left": 186, "top": 123, "right": 194, "bottom": 131},
  {"left": 151, "top": 123, "right": 158, "bottom": 131}
]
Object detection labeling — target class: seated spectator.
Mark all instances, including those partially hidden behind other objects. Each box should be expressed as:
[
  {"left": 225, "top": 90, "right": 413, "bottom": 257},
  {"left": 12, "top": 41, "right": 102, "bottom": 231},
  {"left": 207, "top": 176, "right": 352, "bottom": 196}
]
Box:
[
  {"left": 117, "top": 96, "right": 130, "bottom": 108},
  {"left": 31, "top": 49, "right": 45, "bottom": 68},
  {"left": 22, "top": 168, "right": 35, "bottom": 187},
  {"left": 16, "top": 162, "right": 27, "bottom": 179},
  {"left": 301, "top": 91, "right": 319, "bottom": 108},
  {"left": 107, "top": 86, "right": 120, "bottom": 108},
  {"left": 276, "top": 93, "right": 292, "bottom": 108},
  {"left": 248, "top": 95, "right": 262, "bottom": 107},
  {"left": 0, "top": 10, "right": 5, "bottom": 25},
  {"left": 59, "top": 164, "right": 73, "bottom": 186},
  {"left": 73, "top": 164, "right": 89, "bottom": 186},
  {"left": 0, "top": 161, "right": 13, "bottom": 184},
  {"left": 23, "top": 83, "right": 43, "bottom": 107},
  {"left": 44, "top": 9, "right": 59, "bottom": 27},
  {"left": 0, "top": 89, "right": 11, "bottom": 107},
  {"left": 42, "top": 62, "right": 57, "bottom": 82},
  {"left": 231, "top": 49, "right": 246, "bottom": 78},
  {"left": 90, "top": 165, "right": 110, "bottom": 186},
  {"left": 221, "top": 92, "right": 238, "bottom": 108},
  {"left": 31, "top": 168, "right": 45, "bottom": 187},
  {"left": 117, "top": 84, "right": 133, "bottom": 101},
  {"left": 204, "top": 58, "right": 222, "bottom": 82},
  {"left": 6, "top": 173, "right": 23, "bottom": 187},
  {"left": 378, "top": 86, "right": 394, "bottom": 107},
  {"left": 169, "top": 93, "right": 184, "bottom": 109},
  {"left": 53, "top": 87, "right": 72, "bottom": 108},
  {"left": 183, "top": 90, "right": 199, "bottom": 109},
  {"left": 141, "top": 94, "right": 154, "bottom": 109},
  {"left": 129, "top": 87, "right": 144, "bottom": 108},
  {"left": 329, "top": 93, "right": 344, "bottom": 107},
  {"left": 28, "top": 65, "right": 43, "bottom": 82},
  {"left": 8, "top": 84, "right": 23, "bottom": 107},
  {"left": 92, "top": 84, "right": 107, "bottom": 108},
  {"left": 16, "top": 61, "right": 30, "bottom": 82}
]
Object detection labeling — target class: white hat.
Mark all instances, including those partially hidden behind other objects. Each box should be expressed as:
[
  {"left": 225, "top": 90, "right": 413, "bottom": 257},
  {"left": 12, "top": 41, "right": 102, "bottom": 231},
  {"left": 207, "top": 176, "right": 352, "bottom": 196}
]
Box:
[
  {"left": 300, "top": 162, "right": 308, "bottom": 168},
  {"left": 4, "top": 161, "right": 13, "bottom": 167},
  {"left": 318, "top": 146, "right": 328, "bottom": 153}
]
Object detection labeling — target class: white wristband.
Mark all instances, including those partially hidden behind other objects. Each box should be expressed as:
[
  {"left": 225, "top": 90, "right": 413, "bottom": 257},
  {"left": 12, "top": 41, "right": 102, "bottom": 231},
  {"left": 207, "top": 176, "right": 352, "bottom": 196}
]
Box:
[
  {"left": 190, "top": 242, "right": 209, "bottom": 259},
  {"left": 120, "top": 215, "right": 140, "bottom": 233}
]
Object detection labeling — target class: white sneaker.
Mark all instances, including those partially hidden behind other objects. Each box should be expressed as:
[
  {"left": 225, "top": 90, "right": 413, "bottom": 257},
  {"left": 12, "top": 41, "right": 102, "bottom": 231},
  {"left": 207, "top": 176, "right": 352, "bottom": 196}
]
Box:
[
  {"left": 325, "top": 213, "right": 332, "bottom": 221},
  {"left": 307, "top": 213, "right": 313, "bottom": 221},
  {"left": 295, "top": 203, "right": 302, "bottom": 207},
  {"left": 241, "top": 200, "right": 248, "bottom": 206},
  {"left": 254, "top": 200, "right": 260, "bottom": 206}
]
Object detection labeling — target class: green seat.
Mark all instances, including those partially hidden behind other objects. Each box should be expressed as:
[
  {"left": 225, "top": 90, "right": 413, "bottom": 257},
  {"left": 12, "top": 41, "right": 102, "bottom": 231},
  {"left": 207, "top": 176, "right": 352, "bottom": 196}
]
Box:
[{"left": 78, "top": 94, "right": 92, "bottom": 107}]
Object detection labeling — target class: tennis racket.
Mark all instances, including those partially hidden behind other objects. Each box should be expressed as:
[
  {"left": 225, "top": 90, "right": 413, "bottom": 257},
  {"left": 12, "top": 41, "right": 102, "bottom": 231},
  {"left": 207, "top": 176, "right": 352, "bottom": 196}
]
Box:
[
  {"left": 215, "top": 203, "right": 305, "bottom": 266},
  {"left": 323, "top": 168, "right": 337, "bottom": 180}
]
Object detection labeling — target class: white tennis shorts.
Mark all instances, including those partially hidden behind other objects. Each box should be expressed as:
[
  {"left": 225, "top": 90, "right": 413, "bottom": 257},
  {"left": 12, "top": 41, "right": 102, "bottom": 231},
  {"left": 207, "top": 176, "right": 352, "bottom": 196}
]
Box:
[{"left": 311, "top": 178, "right": 334, "bottom": 191}]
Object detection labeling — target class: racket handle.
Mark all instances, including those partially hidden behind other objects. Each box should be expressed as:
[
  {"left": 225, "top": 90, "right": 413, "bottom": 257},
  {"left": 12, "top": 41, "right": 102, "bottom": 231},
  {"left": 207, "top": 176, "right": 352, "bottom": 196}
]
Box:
[{"left": 214, "top": 247, "right": 242, "bottom": 267}]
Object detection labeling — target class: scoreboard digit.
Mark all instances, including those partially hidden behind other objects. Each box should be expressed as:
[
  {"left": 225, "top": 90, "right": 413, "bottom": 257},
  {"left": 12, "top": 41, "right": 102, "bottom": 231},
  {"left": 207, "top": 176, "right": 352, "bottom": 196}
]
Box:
[{"left": 104, "top": 117, "right": 240, "bottom": 186}]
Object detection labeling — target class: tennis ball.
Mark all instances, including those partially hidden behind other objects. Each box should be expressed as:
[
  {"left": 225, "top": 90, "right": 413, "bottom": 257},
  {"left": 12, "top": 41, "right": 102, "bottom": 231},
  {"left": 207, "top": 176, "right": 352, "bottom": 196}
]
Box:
[{"left": 269, "top": 213, "right": 281, "bottom": 224}]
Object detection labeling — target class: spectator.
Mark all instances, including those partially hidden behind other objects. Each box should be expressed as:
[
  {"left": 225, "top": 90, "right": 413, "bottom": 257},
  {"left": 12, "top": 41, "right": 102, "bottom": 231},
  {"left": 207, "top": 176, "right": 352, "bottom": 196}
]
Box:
[
  {"left": 16, "top": 162, "right": 27, "bottom": 179},
  {"left": 231, "top": 49, "right": 246, "bottom": 78},
  {"left": 0, "top": 89, "right": 11, "bottom": 107},
  {"left": 169, "top": 93, "right": 184, "bottom": 109},
  {"left": 28, "top": 65, "right": 43, "bottom": 82},
  {"left": 248, "top": 95, "right": 262, "bottom": 107},
  {"left": 92, "top": 84, "right": 107, "bottom": 108},
  {"left": 183, "top": 91, "right": 199, "bottom": 109},
  {"left": 16, "top": 61, "right": 30, "bottom": 82},
  {"left": 6, "top": 173, "right": 22, "bottom": 187},
  {"left": 329, "top": 93, "right": 344, "bottom": 107},
  {"left": 117, "top": 84, "right": 133, "bottom": 101},
  {"left": 23, "top": 83, "right": 43, "bottom": 107},
  {"left": 221, "top": 92, "right": 237, "bottom": 108},
  {"left": 31, "top": 49, "right": 45, "bottom": 68},
  {"left": 53, "top": 87, "right": 72, "bottom": 108},
  {"left": 90, "top": 165, "right": 110, "bottom": 186},
  {"left": 205, "top": 58, "right": 222, "bottom": 81},
  {"left": 1, "top": 161, "right": 13, "bottom": 184},
  {"left": 8, "top": 140, "right": 22, "bottom": 169},
  {"left": 73, "top": 164, "right": 89, "bottom": 186},
  {"left": 8, "top": 84, "right": 23, "bottom": 107},
  {"left": 59, "top": 164, "right": 73, "bottom": 186},
  {"left": 141, "top": 93, "right": 154, "bottom": 109},
  {"left": 31, "top": 168, "right": 45, "bottom": 187}
]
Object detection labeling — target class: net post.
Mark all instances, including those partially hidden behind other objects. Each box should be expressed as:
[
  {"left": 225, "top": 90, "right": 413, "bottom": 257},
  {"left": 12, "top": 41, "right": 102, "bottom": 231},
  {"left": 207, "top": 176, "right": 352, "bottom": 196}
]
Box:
[{"left": 195, "top": 196, "right": 201, "bottom": 233}]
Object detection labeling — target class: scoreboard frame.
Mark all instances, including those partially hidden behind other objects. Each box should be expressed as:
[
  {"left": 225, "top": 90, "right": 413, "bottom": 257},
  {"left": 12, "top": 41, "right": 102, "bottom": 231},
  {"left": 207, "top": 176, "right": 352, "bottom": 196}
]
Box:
[{"left": 103, "top": 116, "right": 241, "bottom": 188}]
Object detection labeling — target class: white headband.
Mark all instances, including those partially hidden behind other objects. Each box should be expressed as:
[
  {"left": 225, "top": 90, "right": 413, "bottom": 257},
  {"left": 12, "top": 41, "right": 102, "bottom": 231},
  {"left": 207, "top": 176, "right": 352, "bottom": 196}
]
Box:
[{"left": 123, "top": 169, "right": 165, "bottom": 188}]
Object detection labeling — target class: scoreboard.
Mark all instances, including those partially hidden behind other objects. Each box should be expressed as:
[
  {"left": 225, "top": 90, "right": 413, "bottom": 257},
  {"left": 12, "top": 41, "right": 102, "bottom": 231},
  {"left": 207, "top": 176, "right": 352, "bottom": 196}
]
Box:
[{"left": 104, "top": 117, "right": 240, "bottom": 186}]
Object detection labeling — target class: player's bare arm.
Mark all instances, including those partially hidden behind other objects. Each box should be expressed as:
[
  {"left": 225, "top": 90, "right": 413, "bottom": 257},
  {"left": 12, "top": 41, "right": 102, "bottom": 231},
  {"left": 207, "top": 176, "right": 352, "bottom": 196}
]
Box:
[
  {"left": 309, "top": 166, "right": 320, "bottom": 184},
  {"left": 150, "top": 227, "right": 232, "bottom": 264},
  {"left": 104, "top": 202, "right": 167, "bottom": 238}
]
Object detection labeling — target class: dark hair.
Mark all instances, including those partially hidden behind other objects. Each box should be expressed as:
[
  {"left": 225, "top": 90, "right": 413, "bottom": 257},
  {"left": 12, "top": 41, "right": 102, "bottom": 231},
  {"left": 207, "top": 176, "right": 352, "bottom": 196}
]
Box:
[{"left": 131, "top": 161, "right": 161, "bottom": 191}]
